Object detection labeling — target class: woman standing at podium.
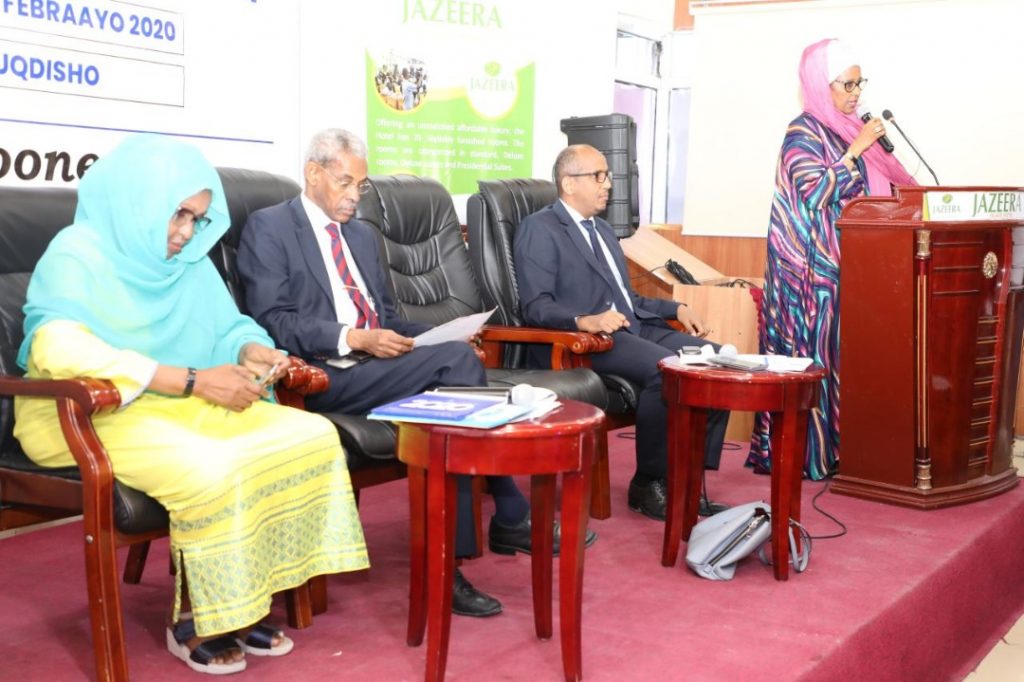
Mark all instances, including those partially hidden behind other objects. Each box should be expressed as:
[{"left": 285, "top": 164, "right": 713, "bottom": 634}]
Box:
[{"left": 747, "top": 38, "right": 916, "bottom": 480}]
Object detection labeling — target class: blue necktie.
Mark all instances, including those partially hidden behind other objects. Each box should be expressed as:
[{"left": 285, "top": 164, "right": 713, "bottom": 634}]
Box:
[{"left": 581, "top": 219, "right": 637, "bottom": 332}]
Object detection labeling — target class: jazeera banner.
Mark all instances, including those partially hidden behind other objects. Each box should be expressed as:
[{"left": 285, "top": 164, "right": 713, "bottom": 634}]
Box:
[
  {"left": 364, "top": 1, "right": 535, "bottom": 195},
  {"left": 923, "top": 190, "right": 1024, "bottom": 222}
]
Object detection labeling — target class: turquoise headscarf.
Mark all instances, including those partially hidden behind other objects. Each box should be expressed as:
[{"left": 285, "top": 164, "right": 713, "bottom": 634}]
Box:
[{"left": 17, "top": 134, "right": 273, "bottom": 370}]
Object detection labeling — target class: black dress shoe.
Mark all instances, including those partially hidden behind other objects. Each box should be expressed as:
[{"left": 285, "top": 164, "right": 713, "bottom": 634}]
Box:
[
  {"left": 627, "top": 479, "right": 667, "bottom": 521},
  {"left": 699, "top": 498, "right": 730, "bottom": 517},
  {"left": 452, "top": 568, "right": 502, "bottom": 618},
  {"left": 488, "top": 516, "right": 598, "bottom": 557}
]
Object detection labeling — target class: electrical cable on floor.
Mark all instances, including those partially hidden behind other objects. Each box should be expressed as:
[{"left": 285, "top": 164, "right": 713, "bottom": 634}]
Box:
[
  {"left": 615, "top": 429, "right": 847, "bottom": 539},
  {"left": 807, "top": 479, "right": 847, "bottom": 540}
]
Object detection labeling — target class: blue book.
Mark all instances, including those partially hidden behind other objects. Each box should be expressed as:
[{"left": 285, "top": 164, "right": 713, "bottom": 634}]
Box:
[
  {"left": 370, "top": 393, "right": 505, "bottom": 420},
  {"left": 368, "top": 391, "right": 535, "bottom": 429}
]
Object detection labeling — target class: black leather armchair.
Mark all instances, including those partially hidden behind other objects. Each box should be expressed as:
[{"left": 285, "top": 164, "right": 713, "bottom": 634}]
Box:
[
  {"left": 214, "top": 169, "right": 409, "bottom": 497},
  {"left": 466, "top": 178, "right": 643, "bottom": 422},
  {"left": 357, "top": 175, "right": 613, "bottom": 519},
  {"left": 0, "top": 177, "right": 321, "bottom": 682}
]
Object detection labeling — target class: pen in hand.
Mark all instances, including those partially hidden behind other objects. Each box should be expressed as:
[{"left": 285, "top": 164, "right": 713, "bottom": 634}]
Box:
[
  {"left": 225, "top": 362, "right": 281, "bottom": 416},
  {"left": 256, "top": 362, "right": 282, "bottom": 392}
]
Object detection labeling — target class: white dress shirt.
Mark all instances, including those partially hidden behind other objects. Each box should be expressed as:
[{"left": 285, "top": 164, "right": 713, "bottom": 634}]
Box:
[
  {"left": 560, "top": 199, "right": 633, "bottom": 313},
  {"left": 300, "top": 193, "right": 377, "bottom": 356}
]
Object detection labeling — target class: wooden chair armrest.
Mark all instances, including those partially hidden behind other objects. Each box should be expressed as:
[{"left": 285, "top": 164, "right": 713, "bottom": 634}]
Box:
[
  {"left": 479, "top": 325, "right": 613, "bottom": 353},
  {"left": 279, "top": 357, "right": 329, "bottom": 395},
  {"left": 275, "top": 357, "right": 329, "bottom": 410},
  {"left": 0, "top": 374, "right": 120, "bottom": 493},
  {"left": 477, "top": 325, "right": 614, "bottom": 370},
  {"left": 0, "top": 375, "right": 121, "bottom": 414}
]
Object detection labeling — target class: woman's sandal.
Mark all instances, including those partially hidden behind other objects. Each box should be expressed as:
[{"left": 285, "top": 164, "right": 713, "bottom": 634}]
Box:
[
  {"left": 235, "top": 623, "right": 294, "bottom": 657},
  {"left": 166, "top": 618, "right": 247, "bottom": 675}
]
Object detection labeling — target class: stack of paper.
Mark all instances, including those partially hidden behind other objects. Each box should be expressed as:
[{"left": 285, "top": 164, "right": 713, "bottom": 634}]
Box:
[{"left": 669, "top": 343, "right": 813, "bottom": 373}]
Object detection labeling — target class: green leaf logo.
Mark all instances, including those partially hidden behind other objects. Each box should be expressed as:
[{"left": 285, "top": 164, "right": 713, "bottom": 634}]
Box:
[
  {"left": 942, "top": 194, "right": 953, "bottom": 204},
  {"left": 484, "top": 62, "right": 500, "bottom": 77}
]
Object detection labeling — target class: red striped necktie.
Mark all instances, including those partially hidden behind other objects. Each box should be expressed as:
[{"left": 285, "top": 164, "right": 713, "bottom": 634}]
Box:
[{"left": 324, "top": 222, "right": 380, "bottom": 329}]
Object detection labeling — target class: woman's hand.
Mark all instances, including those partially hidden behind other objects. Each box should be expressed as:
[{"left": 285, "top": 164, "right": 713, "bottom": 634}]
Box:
[
  {"left": 239, "top": 343, "right": 289, "bottom": 389},
  {"left": 193, "top": 364, "right": 265, "bottom": 412},
  {"left": 850, "top": 117, "right": 887, "bottom": 159}
]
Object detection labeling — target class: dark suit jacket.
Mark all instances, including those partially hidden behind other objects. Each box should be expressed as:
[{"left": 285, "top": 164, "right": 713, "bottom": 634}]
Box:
[
  {"left": 236, "top": 196, "right": 428, "bottom": 360},
  {"left": 513, "top": 201, "right": 679, "bottom": 331}
]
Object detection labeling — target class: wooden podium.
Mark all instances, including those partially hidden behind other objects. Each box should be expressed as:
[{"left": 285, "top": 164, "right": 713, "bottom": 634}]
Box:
[{"left": 832, "top": 186, "right": 1022, "bottom": 508}]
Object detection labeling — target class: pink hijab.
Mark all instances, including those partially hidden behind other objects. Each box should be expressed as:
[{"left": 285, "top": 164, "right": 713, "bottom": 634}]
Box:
[{"left": 799, "top": 38, "right": 915, "bottom": 196}]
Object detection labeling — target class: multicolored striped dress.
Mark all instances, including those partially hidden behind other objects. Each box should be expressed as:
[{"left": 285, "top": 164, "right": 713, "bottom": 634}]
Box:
[{"left": 746, "top": 112, "right": 867, "bottom": 480}]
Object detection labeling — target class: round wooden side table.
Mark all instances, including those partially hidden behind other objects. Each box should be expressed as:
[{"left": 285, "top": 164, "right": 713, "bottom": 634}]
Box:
[
  {"left": 658, "top": 360, "right": 826, "bottom": 580},
  {"left": 397, "top": 399, "right": 605, "bottom": 681}
]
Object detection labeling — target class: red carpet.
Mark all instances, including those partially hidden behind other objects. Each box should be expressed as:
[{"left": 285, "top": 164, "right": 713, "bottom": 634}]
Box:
[{"left": 1, "top": 430, "right": 1022, "bottom": 681}]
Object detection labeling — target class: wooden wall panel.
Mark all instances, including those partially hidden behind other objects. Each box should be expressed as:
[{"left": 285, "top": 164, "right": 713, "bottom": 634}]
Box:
[
  {"left": 623, "top": 228, "right": 762, "bottom": 443},
  {"left": 643, "top": 225, "right": 767, "bottom": 279}
]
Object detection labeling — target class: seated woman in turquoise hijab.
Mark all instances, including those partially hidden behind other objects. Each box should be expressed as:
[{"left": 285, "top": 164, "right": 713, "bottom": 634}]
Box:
[{"left": 14, "top": 135, "right": 369, "bottom": 675}]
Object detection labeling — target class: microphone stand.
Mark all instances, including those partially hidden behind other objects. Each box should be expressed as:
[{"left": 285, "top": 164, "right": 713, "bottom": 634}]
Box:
[{"left": 883, "top": 111, "right": 940, "bottom": 185}]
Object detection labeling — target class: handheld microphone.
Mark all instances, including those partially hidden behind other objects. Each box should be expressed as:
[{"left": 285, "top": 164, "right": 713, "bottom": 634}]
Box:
[
  {"left": 882, "top": 110, "right": 940, "bottom": 185},
  {"left": 860, "top": 110, "right": 895, "bottom": 153}
]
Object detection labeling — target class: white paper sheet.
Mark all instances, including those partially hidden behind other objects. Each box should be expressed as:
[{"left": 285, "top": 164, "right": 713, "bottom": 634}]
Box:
[
  {"left": 668, "top": 344, "right": 812, "bottom": 373},
  {"left": 412, "top": 308, "right": 497, "bottom": 347}
]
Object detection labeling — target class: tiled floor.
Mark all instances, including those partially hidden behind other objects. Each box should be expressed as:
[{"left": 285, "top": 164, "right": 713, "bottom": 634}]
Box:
[{"left": 964, "top": 442, "right": 1024, "bottom": 681}]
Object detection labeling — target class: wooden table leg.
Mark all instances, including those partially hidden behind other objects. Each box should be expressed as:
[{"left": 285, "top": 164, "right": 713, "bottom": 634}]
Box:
[
  {"left": 662, "top": 403, "right": 691, "bottom": 566},
  {"left": 769, "top": 395, "right": 801, "bottom": 581},
  {"left": 425, "top": 463, "right": 457, "bottom": 682},
  {"left": 407, "top": 465, "right": 427, "bottom": 646},
  {"left": 589, "top": 422, "right": 611, "bottom": 520},
  {"left": 685, "top": 409, "right": 708, "bottom": 537},
  {"left": 789, "top": 402, "right": 810, "bottom": 557},
  {"left": 531, "top": 474, "right": 556, "bottom": 640},
  {"left": 559, "top": 434, "right": 593, "bottom": 682}
]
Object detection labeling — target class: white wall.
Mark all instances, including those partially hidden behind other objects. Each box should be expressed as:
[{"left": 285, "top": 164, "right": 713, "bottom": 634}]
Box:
[
  {"left": 0, "top": 0, "right": 618, "bottom": 216},
  {"left": 683, "top": 0, "right": 1024, "bottom": 236},
  {"left": 0, "top": 1, "right": 300, "bottom": 184}
]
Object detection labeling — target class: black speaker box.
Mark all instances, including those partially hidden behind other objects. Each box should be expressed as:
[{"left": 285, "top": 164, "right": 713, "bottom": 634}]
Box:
[{"left": 559, "top": 113, "right": 640, "bottom": 238}]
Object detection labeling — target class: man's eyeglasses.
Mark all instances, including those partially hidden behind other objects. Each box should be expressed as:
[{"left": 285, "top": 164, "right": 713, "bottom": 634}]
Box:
[
  {"left": 319, "top": 164, "right": 372, "bottom": 195},
  {"left": 832, "top": 78, "right": 868, "bottom": 93},
  {"left": 568, "top": 170, "right": 613, "bottom": 184},
  {"left": 171, "top": 206, "right": 212, "bottom": 233}
]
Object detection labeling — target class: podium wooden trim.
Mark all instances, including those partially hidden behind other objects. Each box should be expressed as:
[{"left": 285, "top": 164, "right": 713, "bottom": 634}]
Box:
[{"left": 833, "top": 186, "right": 1021, "bottom": 509}]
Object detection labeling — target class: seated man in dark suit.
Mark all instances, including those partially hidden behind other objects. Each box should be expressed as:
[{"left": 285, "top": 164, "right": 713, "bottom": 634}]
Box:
[
  {"left": 237, "top": 129, "right": 593, "bottom": 617},
  {"left": 513, "top": 144, "right": 729, "bottom": 521}
]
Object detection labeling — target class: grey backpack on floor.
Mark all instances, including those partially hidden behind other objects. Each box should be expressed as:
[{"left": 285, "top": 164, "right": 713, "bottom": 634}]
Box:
[{"left": 685, "top": 501, "right": 811, "bottom": 580}]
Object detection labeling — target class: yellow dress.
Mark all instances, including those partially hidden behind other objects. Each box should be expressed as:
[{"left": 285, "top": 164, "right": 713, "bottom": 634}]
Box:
[{"left": 14, "top": 321, "right": 369, "bottom": 636}]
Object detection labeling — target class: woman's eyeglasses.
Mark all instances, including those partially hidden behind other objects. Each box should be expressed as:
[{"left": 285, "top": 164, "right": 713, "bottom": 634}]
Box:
[
  {"left": 172, "top": 207, "right": 212, "bottom": 232},
  {"left": 832, "top": 78, "right": 868, "bottom": 93}
]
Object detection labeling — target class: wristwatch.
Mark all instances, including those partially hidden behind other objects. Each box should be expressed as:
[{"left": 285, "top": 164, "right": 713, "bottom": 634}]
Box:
[
  {"left": 843, "top": 150, "right": 859, "bottom": 164},
  {"left": 183, "top": 367, "right": 197, "bottom": 397}
]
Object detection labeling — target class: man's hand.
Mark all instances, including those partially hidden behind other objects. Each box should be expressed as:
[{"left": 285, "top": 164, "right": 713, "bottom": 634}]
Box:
[
  {"left": 348, "top": 328, "right": 415, "bottom": 358},
  {"left": 194, "top": 364, "right": 265, "bottom": 412},
  {"left": 676, "top": 305, "right": 710, "bottom": 338},
  {"left": 576, "top": 310, "right": 630, "bottom": 334}
]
